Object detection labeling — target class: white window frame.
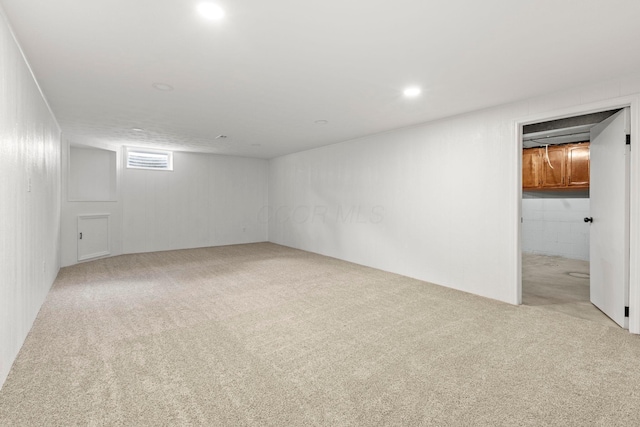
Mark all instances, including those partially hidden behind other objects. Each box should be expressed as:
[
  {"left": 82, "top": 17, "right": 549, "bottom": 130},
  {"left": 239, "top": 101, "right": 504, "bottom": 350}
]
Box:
[{"left": 125, "top": 147, "right": 174, "bottom": 171}]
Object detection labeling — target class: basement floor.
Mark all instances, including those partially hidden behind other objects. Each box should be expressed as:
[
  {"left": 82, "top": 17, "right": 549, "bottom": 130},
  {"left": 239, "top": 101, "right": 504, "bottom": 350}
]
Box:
[{"left": 522, "top": 253, "right": 618, "bottom": 328}]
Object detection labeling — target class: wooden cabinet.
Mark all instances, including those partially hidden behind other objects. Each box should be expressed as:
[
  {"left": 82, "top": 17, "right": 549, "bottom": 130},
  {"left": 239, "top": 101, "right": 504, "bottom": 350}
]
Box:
[
  {"left": 522, "top": 148, "right": 542, "bottom": 188},
  {"left": 522, "top": 142, "right": 589, "bottom": 190},
  {"left": 541, "top": 145, "right": 566, "bottom": 188},
  {"left": 566, "top": 144, "right": 590, "bottom": 187}
]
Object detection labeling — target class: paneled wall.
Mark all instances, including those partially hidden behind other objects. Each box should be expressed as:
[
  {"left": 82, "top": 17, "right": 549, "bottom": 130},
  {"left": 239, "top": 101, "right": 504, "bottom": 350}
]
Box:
[
  {"left": 269, "top": 73, "right": 640, "bottom": 304},
  {"left": 60, "top": 141, "right": 123, "bottom": 267},
  {"left": 0, "top": 8, "right": 61, "bottom": 388},
  {"left": 122, "top": 152, "right": 268, "bottom": 253},
  {"left": 61, "top": 148, "right": 269, "bottom": 265}
]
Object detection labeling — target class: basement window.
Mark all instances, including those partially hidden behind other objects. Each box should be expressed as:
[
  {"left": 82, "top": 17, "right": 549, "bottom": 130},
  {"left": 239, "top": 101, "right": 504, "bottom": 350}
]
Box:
[{"left": 126, "top": 148, "right": 173, "bottom": 171}]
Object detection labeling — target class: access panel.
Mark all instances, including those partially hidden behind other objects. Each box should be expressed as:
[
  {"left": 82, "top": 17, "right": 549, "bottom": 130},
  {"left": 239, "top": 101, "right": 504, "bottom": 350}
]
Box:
[{"left": 78, "top": 214, "right": 110, "bottom": 261}]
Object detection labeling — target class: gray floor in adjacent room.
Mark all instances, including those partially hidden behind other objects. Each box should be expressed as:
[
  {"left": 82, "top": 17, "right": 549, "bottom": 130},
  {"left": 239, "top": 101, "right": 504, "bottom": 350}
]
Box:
[
  {"left": 1, "top": 243, "right": 639, "bottom": 426},
  {"left": 522, "top": 253, "right": 617, "bottom": 328}
]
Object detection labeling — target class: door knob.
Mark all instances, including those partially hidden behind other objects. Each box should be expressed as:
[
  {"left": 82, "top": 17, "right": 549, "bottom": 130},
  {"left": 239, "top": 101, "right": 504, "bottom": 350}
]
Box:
[{"left": 584, "top": 217, "right": 593, "bottom": 223}]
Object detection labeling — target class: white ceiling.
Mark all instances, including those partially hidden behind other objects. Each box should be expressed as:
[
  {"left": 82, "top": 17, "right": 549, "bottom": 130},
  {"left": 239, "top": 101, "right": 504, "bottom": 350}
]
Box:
[{"left": 3, "top": 0, "right": 640, "bottom": 158}]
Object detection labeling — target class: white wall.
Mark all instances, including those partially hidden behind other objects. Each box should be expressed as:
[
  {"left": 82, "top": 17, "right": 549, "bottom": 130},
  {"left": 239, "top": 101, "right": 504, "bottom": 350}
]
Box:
[
  {"left": 0, "top": 7, "right": 61, "bottom": 389},
  {"left": 269, "top": 73, "right": 640, "bottom": 304},
  {"left": 62, "top": 148, "right": 269, "bottom": 265},
  {"left": 61, "top": 140, "right": 123, "bottom": 267},
  {"left": 68, "top": 146, "right": 117, "bottom": 202},
  {"left": 122, "top": 152, "right": 268, "bottom": 253},
  {"left": 522, "top": 192, "right": 590, "bottom": 260}
]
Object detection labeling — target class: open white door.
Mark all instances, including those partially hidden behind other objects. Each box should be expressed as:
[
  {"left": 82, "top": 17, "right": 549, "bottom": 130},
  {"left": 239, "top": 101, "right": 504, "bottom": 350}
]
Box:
[{"left": 589, "top": 108, "right": 630, "bottom": 328}]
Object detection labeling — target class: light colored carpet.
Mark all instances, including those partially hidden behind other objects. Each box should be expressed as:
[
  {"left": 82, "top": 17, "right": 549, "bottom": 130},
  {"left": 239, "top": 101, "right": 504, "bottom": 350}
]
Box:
[{"left": 1, "top": 242, "right": 639, "bottom": 426}]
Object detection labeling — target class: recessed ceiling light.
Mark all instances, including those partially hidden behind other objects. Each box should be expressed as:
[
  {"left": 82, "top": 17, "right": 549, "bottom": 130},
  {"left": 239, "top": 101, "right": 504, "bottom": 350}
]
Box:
[
  {"left": 152, "top": 82, "right": 174, "bottom": 92},
  {"left": 132, "top": 127, "right": 144, "bottom": 132},
  {"left": 403, "top": 87, "right": 421, "bottom": 97},
  {"left": 197, "top": 2, "right": 225, "bottom": 20},
  {"left": 314, "top": 120, "right": 329, "bottom": 125}
]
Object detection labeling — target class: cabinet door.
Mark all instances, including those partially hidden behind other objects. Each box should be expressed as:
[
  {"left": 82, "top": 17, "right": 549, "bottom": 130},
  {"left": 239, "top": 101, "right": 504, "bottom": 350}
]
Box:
[
  {"left": 567, "top": 143, "right": 590, "bottom": 187},
  {"left": 541, "top": 145, "right": 566, "bottom": 188},
  {"left": 522, "top": 148, "right": 542, "bottom": 189}
]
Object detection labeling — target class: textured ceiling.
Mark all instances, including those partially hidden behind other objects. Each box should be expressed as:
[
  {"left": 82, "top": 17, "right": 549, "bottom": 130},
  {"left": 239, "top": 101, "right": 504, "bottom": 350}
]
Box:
[{"left": 2, "top": 0, "right": 640, "bottom": 158}]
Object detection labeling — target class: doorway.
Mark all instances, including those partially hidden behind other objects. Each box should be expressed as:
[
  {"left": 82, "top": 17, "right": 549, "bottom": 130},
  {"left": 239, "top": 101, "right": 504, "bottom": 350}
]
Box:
[
  {"left": 518, "top": 107, "right": 631, "bottom": 329},
  {"left": 522, "top": 253, "right": 615, "bottom": 326}
]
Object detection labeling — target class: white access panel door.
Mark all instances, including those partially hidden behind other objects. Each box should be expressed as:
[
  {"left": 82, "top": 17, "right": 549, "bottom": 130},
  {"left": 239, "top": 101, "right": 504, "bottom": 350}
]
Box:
[
  {"left": 589, "top": 109, "right": 630, "bottom": 328},
  {"left": 78, "top": 214, "right": 110, "bottom": 261}
]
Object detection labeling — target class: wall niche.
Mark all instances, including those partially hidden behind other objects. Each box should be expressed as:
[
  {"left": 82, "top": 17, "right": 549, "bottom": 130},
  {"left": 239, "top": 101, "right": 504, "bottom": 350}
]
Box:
[{"left": 68, "top": 145, "right": 117, "bottom": 201}]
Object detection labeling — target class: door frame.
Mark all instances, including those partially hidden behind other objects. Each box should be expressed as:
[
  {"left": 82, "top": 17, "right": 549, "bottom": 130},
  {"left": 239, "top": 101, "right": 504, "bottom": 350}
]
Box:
[{"left": 513, "top": 94, "right": 640, "bottom": 334}]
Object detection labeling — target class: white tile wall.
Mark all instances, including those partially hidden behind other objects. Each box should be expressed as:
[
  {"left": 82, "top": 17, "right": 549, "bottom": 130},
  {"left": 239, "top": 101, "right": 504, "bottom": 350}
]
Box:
[{"left": 522, "top": 192, "right": 590, "bottom": 260}]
